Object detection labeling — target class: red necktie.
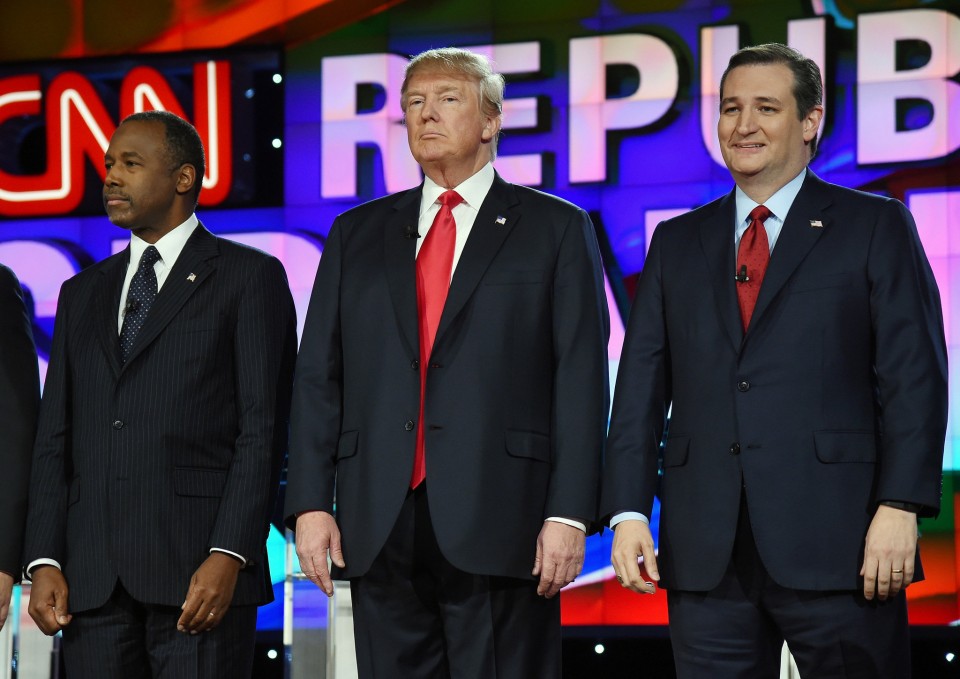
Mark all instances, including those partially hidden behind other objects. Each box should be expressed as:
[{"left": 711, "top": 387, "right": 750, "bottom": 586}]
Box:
[
  {"left": 411, "top": 190, "right": 463, "bottom": 488},
  {"left": 736, "top": 204, "right": 772, "bottom": 331}
]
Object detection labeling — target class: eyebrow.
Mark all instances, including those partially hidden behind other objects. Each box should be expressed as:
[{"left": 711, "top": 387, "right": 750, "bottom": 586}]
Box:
[{"left": 720, "top": 95, "right": 784, "bottom": 106}]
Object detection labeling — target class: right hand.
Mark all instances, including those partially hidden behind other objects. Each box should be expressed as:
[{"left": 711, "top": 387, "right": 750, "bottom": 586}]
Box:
[
  {"left": 610, "top": 520, "right": 660, "bottom": 594},
  {"left": 295, "top": 510, "right": 345, "bottom": 597},
  {"left": 28, "top": 566, "right": 72, "bottom": 635}
]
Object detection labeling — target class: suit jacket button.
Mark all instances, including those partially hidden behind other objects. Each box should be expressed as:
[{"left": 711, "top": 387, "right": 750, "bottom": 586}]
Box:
[
  {"left": 411, "top": 360, "right": 419, "bottom": 370},
  {"left": 737, "top": 380, "right": 750, "bottom": 392},
  {"left": 113, "top": 420, "right": 124, "bottom": 430},
  {"left": 730, "top": 442, "right": 740, "bottom": 455},
  {"left": 404, "top": 420, "right": 415, "bottom": 431}
]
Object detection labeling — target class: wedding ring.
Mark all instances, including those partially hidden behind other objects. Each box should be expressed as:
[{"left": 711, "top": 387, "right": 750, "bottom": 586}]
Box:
[
  {"left": 616, "top": 575, "right": 623, "bottom": 584},
  {"left": 892, "top": 569, "right": 903, "bottom": 574}
]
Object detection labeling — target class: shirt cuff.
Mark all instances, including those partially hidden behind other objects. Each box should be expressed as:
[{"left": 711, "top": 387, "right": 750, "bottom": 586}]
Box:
[
  {"left": 545, "top": 517, "right": 587, "bottom": 533},
  {"left": 210, "top": 548, "right": 247, "bottom": 566},
  {"left": 610, "top": 511, "right": 650, "bottom": 528},
  {"left": 25, "top": 558, "right": 62, "bottom": 580}
]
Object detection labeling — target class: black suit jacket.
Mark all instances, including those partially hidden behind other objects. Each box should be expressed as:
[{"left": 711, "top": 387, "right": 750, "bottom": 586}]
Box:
[
  {"left": 0, "top": 265, "right": 40, "bottom": 578},
  {"left": 285, "top": 173, "right": 609, "bottom": 580},
  {"left": 602, "top": 171, "right": 947, "bottom": 592},
  {"left": 24, "top": 224, "right": 297, "bottom": 612}
]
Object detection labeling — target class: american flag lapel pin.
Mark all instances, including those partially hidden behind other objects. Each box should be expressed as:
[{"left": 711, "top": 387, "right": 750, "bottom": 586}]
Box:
[
  {"left": 809, "top": 219, "right": 824, "bottom": 228},
  {"left": 495, "top": 216, "right": 506, "bottom": 225},
  {"left": 187, "top": 273, "right": 197, "bottom": 282}
]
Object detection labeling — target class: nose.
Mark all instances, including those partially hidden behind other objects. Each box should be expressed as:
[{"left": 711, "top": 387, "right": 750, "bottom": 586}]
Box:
[
  {"left": 420, "top": 97, "right": 439, "bottom": 121},
  {"left": 736, "top": 109, "right": 758, "bottom": 135},
  {"left": 104, "top": 165, "right": 121, "bottom": 187}
]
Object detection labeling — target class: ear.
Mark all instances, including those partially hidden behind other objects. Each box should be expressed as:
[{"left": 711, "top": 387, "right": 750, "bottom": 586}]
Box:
[
  {"left": 481, "top": 114, "right": 502, "bottom": 143},
  {"left": 802, "top": 105, "right": 823, "bottom": 144},
  {"left": 175, "top": 163, "right": 198, "bottom": 197}
]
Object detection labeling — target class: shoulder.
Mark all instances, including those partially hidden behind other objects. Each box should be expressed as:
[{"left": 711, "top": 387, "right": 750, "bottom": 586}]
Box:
[
  {"left": 509, "top": 183, "right": 585, "bottom": 215},
  {"left": 337, "top": 188, "right": 419, "bottom": 224}
]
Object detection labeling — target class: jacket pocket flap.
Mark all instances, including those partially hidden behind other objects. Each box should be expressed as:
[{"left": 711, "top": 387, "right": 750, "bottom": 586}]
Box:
[
  {"left": 337, "top": 430, "right": 359, "bottom": 460},
  {"left": 505, "top": 430, "right": 551, "bottom": 462},
  {"left": 662, "top": 436, "right": 690, "bottom": 468},
  {"left": 174, "top": 467, "right": 228, "bottom": 497},
  {"left": 814, "top": 430, "right": 877, "bottom": 463}
]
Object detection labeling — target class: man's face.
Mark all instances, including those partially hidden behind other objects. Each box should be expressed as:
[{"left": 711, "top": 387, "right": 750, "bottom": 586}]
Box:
[
  {"left": 718, "top": 63, "right": 822, "bottom": 196},
  {"left": 103, "top": 120, "right": 187, "bottom": 238},
  {"left": 404, "top": 68, "right": 499, "bottom": 182}
]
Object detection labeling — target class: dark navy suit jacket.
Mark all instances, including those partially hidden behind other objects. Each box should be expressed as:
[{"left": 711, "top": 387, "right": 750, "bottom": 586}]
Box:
[{"left": 602, "top": 171, "right": 947, "bottom": 592}]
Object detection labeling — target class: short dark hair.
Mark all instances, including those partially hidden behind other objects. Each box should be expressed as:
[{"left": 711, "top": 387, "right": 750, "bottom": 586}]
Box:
[
  {"left": 120, "top": 110, "right": 206, "bottom": 205},
  {"left": 719, "top": 43, "right": 823, "bottom": 159}
]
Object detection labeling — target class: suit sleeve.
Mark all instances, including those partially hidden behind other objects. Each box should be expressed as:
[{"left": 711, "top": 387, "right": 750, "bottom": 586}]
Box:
[
  {"left": 0, "top": 266, "right": 40, "bottom": 577},
  {"left": 283, "top": 218, "right": 345, "bottom": 526},
  {"left": 868, "top": 198, "right": 947, "bottom": 516},
  {"left": 600, "top": 223, "right": 671, "bottom": 523},
  {"left": 23, "top": 280, "right": 72, "bottom": 567},
  {"left": 209, "top": 255, "right": 297, "bottom": 561},
  {"left": 545, "top": 207, "right": 610, "bottom": 529}
]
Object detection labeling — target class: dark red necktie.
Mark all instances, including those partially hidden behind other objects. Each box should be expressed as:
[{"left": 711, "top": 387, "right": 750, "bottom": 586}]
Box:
[
  {"left": 411, "top": 190, "right": 463, "bottom": 488},
  {"left": 736, "top": 204, "right": 772, "bottom": 331}
]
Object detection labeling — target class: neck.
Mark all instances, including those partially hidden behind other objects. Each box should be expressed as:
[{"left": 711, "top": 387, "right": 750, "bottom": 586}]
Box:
[{"left": 422, "top": 155, "right": 490, "bottom": 190}]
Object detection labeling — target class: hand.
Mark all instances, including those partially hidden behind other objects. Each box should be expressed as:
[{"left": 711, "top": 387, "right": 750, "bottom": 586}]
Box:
[
  {"left": 295, "top": 510, "right": 345, "bottom": 597},
  {"left": 27, "top": 566, "right": 72, "bottom": 635},
  {"left": 0, "top": 571, "right": 13, "bottom": 631},
  {"left": 860, "top": 504, "right": 918, "bottom": 601},
  {"left": 532, "top": 521, "right": 585, "bottom": 598},
  {"left": 611, "top": 519, "right": 659, "bottom": 594},
  {"left": 177, "top": 552, "right": 242, "bottom": 634}
]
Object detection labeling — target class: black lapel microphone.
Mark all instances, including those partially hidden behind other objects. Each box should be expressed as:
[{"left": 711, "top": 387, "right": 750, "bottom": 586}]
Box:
[
  {"left": 734, "top": 265, "right": 749, "bottom": 283},
  {"left": 404, "top": 224, "right": 421, "bottom": 239}
]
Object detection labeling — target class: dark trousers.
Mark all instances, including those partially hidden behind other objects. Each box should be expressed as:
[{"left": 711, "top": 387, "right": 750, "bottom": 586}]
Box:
[
  {"left": 667, "top": 496, "right": 911, "bottom": 679},
  {"left": 350, "top": 485, "right": 561, "bottom": 679},
  {"left": 61, "top": 580, "right": 257, "bottom": 679}
]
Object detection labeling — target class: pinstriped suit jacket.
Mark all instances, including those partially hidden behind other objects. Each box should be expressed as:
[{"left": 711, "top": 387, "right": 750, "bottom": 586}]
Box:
[
  {"left": 24, "top": 224, "right": 297, "bottom": 612},
  {"left": 0, "top": 265, "right": 40, "bottom": 579}
]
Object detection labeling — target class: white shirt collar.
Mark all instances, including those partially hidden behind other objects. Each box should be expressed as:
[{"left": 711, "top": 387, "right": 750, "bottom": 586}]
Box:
[
  {"left": 420, "top": 163, "right": 495, "bottom": 214},
  {"left": 128, "top": 214, "right": 199, "bottom": 270},
  {"left": 735, "top": 168, "right": 807, "bottom": 227}
]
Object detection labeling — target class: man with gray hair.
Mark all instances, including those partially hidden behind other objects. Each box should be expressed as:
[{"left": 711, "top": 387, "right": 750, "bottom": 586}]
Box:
[{"left": 286, "top": 47, "right": 609, "bottom": 677}]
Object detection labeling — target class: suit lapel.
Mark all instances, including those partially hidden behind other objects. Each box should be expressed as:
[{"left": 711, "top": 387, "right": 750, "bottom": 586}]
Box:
[
  {"left": 95, "top": 252, "right": 128, "bottom": 378},
  {"left": 700, "top": 192, "right": 743, "bottom": 352},
  {"left": 383, "top": 188, "right": 422, "bottom": 358},
  {"left": 121, "top": 224, "right": 219, "bottom": 369},
  {"left": 750, "top": 171, "right": 832, "bottom": 331},
  {"left": 434, "top": 174, "right": 519, "bottom": 348}
]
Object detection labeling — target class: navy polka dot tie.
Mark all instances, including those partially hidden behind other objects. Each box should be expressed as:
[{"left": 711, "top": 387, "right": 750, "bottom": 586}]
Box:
[{"left": 119, "top": 245, "right": 161, "bottom": 362}]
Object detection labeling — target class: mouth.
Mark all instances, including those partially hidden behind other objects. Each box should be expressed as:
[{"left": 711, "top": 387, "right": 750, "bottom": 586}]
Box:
[
  {"left": 104, "top": 194, "right": 129, "bottom": 206},
  {"left": 733, "top": 143, "right": 764, "bottom": 150}
]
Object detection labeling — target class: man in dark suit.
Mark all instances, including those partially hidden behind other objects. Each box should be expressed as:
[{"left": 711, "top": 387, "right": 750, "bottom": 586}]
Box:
[
  {"left": 285, "top": 47, "right": 609, "bottom": 678},
  {"left": 23, "top": 110, "right": 297, "bottom": 678},
  {"left": 0, "top": 265, "right": 40, "bottom": 631},
  {"left": 602, "top": 44, "right": 947, "bottom": 678}
]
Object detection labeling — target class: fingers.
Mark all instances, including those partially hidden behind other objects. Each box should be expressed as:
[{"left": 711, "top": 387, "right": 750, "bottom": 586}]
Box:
[
  {"left": 611, "top": 521, "right": 657, "bottom": 595},
  {"left": 28, "top": 569, "right": 71, "bottom": 636},
  {"left": 295, "top": 511, "right": 342, "bottom": 596},
  {"left": 533, "top": 523, "right": 585, "bottom": 598}
]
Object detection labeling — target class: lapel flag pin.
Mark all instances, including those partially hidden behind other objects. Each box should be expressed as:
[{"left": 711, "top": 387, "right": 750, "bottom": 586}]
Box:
[
  {"left": 187, "top": 273, "right": 197, "bottom": 282},
  {"left": 809, "top": 220, "right": 823, "bottom": 228},
  {"left": 495, "top": 216, "right": 506, "bottom": 225}
]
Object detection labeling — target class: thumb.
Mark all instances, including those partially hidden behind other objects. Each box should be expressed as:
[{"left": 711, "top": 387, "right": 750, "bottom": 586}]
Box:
[
  {"left": 329, "top": 532, "right": 346, "bottom": 569},
  {"left": 54, "top": 587, "right": 72, "bottom": 626},
  {"left": 532, "top": 542, "right": 543, "bottom": 576}
]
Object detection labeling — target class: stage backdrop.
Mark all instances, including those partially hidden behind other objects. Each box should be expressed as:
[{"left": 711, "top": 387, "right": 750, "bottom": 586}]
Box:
[{"left": 0, "top": 0, "right": 958, "bottom": 629}]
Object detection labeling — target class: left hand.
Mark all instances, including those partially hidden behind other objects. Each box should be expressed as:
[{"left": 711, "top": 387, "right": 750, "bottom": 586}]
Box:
[
  {"left": 0, "top": 571, "right": 13, "bottom": 631},
  {"left": 177, "top": 552, "right": 242, "bottom": 634},
  {"left": 860, "top": 504, "right": 918, "bottom": 601},
  {"left": 532, "top": 521, "right": 585, "bottom": 598}
]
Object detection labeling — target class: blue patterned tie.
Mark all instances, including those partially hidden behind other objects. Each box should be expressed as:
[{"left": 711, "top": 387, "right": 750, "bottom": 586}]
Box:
[{"left": 119, "top": 245, "right": 161, "bottom": 362}]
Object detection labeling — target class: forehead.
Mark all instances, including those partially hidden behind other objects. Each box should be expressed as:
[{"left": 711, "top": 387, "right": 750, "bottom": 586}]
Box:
[
  {"left": 107, "top": 120, "right": 168, "bottom": 154},
  {"left": 722, "top": 63, "right": 796, "bottom": 103},
  {"left": 405, "top": 68, "right": 479, "bottom": 94}
]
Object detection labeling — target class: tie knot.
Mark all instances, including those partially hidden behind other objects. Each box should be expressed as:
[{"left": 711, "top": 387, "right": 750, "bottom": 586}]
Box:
[
  {"left": 139, "top": 245, "right": 161, "bottom": 270},
  {"left": 438, "top": 190, "right": 464, "bottom": 209},
  {"left": 749, "top": 205, "right": 772, "bottom": 224}
]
